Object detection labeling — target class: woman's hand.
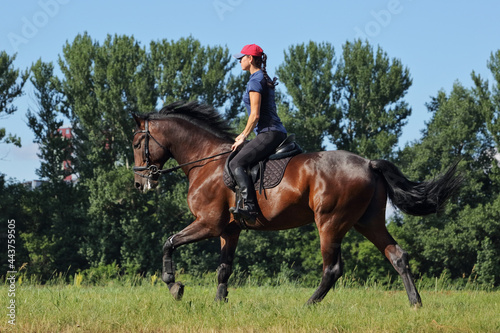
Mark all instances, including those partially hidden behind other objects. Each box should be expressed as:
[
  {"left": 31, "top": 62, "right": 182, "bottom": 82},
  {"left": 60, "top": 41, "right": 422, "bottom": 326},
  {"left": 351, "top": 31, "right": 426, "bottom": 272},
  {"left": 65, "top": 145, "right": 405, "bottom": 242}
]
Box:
[{"left": 231, "top": 133, "right": 247, "bottom": 151}]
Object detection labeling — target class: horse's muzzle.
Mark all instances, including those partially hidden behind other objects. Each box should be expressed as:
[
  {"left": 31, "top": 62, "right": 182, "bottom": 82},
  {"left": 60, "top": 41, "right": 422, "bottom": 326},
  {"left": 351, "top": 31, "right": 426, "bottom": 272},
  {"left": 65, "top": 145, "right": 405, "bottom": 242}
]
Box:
[{"left": 134, "top": 172, "right": 159, "bottom": 193}]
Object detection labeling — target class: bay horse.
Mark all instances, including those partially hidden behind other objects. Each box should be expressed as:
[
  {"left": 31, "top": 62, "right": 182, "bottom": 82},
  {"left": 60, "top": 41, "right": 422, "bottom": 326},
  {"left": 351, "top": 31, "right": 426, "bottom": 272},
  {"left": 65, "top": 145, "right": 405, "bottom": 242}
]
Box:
[{"left": 132, "top": 101, "right": 461, "bottom": 306}]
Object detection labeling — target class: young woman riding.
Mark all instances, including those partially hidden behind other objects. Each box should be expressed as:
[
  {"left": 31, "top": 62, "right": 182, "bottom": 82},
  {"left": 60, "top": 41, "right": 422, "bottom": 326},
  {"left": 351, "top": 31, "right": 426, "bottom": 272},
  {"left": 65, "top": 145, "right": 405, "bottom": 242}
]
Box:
[{"left": 229, "top": 44, "right": 287, "bottom": 224}]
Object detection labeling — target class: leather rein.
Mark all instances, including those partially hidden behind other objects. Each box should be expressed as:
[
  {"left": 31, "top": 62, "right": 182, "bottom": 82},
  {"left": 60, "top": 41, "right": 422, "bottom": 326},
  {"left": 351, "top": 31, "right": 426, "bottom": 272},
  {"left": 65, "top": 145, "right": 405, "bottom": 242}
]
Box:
[{"left": 133, "top": 119, "right": 231, "bottom": 180}]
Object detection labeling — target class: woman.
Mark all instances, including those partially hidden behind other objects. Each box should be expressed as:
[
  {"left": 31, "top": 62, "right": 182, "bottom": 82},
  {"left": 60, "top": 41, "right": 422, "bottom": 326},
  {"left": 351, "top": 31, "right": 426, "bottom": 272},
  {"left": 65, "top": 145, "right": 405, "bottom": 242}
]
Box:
[{"left": 229, "top": 44, "right": 287, "bottom": 224}]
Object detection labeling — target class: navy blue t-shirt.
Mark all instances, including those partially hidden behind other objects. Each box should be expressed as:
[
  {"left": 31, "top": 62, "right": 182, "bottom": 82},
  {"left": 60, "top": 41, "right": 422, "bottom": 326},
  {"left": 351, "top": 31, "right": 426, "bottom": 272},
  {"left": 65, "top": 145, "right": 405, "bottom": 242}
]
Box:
[{"left": 243, "top": 71, "right": 287, "bottom": 135}]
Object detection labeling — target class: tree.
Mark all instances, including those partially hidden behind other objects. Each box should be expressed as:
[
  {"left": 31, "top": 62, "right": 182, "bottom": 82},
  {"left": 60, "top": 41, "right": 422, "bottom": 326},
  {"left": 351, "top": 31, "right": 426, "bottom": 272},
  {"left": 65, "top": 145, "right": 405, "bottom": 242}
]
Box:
[
  {"left": 27, "top": 60, "right": 71, "bottom": 181},
  {"left": 393, "top": 78, "right": 499, "bottom": 284},
  {"left": 150, "top": 36, "right": 237, "bottom": 109},
  {"left": 276, "top": 41, "right": 339, "bottom": 152},
  {"left": 481, "top": 50, "right": 500, "bottom": 189},
  {"left": 0, "top": 51, "right": 28, "bottom": 147},
  {"left": 0, "top": 175, "right": 30, "bottom": 274},
  {"left": 59, "top": 33, "right": 157, "bottom": 178},
  {"left": 486, "top": 50, "right": 500, "bottom": 147},
  {"left": 398, "top": 81, "right": 494, "bottom": 207},
  {"left": 21, "top": 59, "right": 86, "bottom": 278},
  {"left": 332, "top": 39, "right": 412, "bottom": 159},
  {"left": 57, "top": 33, "right": 159, "bottom": 268}
]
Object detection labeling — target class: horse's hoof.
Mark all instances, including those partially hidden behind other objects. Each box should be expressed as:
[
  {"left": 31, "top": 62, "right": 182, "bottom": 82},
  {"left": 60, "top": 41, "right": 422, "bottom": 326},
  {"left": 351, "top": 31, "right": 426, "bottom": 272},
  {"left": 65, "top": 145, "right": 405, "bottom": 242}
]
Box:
[
  {"left": 214, "top": 294, "right": 229, "bottom": 303},
  {"left": 215, "top": 284, "right": 229, "bottom": 302},
  {"left": 411, "top": 301, "right": 423, "bottom": 309},
  {"left": 169, "top": 282, "right": 184, "bottom": 300}
]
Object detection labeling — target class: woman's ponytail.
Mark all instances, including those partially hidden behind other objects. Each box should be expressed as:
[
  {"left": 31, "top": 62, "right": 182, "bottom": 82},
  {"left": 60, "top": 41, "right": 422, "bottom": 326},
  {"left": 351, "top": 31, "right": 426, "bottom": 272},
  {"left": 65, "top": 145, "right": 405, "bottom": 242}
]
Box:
[
  {"left": 261, "top": 53, "right": 278, "bottom": 89},
  {"left": 253, "top": 53, "right": 278, "bottom": 89}
]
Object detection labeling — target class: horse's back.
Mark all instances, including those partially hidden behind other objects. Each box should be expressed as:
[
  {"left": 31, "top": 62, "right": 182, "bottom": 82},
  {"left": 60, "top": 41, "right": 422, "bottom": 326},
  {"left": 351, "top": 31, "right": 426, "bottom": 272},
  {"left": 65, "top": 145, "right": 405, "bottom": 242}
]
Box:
[
  {"left": 286, "top": 150, "right": 372, "bottom": 184},
  {"left": 284, "top": 150, "right": 377, "bottom": 215},
  {"left": 254, "top": 150, "right": 377, "bottom": 229}
]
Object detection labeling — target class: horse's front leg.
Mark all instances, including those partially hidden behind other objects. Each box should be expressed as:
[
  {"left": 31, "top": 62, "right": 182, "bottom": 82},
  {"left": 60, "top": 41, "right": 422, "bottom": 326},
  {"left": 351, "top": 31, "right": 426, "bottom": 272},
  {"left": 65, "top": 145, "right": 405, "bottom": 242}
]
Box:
[
  {"left": 162, "top": 235, "right": 183, "bottom": 300},
  {"left": 215, "top": 222, "right": 241, "bottom": 302},
  {"left": 162, "top": 221, "right": 221, "bottom": 300}
]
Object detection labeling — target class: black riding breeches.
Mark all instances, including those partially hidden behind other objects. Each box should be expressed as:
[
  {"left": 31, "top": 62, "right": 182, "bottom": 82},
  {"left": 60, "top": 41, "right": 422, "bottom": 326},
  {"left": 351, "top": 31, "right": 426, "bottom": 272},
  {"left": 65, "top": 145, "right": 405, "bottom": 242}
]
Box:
[{"left": 229, "top": 131, "right": 287, "bottom": 172}]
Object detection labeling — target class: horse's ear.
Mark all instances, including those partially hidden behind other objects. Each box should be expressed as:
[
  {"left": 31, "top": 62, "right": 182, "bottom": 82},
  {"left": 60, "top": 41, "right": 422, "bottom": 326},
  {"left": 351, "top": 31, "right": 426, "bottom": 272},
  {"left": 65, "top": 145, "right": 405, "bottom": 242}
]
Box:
[{"left": 132, "top": 113, "right": 142, "bottom": 128}]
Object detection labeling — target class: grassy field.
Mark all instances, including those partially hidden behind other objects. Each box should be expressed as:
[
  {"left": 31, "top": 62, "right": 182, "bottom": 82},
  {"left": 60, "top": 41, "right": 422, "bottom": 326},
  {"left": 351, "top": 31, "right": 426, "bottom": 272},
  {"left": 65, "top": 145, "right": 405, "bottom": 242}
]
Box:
[{"left": 2, "top": 276, "right": 499, "bottom": 332}]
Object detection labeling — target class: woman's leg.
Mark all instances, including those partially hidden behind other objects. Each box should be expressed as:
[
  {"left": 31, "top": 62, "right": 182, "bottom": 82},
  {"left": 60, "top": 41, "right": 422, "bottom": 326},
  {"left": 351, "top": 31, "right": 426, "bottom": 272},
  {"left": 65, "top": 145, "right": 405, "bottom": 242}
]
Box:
[{"left": 229, "top": 131, "right": 286, "bottom": 171}]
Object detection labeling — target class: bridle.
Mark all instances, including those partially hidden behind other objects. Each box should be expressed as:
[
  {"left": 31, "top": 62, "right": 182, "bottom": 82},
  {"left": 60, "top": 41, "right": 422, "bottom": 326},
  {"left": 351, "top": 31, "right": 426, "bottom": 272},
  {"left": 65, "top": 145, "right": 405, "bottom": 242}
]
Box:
[{"left": 133, "top": 119, "right": 231, "bottom": 180}]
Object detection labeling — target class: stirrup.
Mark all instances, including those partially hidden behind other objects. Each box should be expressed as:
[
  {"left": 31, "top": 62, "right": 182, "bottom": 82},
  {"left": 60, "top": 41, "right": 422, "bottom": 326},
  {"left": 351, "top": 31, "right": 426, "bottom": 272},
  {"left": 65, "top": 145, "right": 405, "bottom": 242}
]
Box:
[
  {"left": 234, "top": 211, "right": 258, "bottom": 229},
  {"left": 230, "top": 185, "right": 258, "bottom": 228},
  {"left": 230, "top": 205, "right": 258, "bottom": 229}
]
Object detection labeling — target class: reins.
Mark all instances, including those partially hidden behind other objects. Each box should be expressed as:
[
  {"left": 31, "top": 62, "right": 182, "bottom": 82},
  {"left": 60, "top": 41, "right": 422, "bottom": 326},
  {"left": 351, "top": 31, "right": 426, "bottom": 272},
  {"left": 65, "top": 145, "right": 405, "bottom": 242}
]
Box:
[
  {"left": 133, "top": 119, "right": 231, "bottom": 179},
  {"left": 160, "top": 150, "right": 232, "bottom": 174}
]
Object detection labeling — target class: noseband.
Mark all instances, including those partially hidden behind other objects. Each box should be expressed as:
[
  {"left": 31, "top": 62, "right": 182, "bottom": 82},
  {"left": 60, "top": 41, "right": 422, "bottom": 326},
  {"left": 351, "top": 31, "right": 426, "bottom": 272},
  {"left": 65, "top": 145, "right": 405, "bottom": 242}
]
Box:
[{"left": 133, "top": 119, "right": 231, "bottom": 180}]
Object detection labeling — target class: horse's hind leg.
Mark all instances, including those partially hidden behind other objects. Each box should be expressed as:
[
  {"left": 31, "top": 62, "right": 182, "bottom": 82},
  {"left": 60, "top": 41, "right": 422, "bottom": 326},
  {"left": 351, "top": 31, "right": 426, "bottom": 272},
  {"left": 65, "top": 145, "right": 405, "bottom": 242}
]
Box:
[
  {"left": 215, "top": 223, "right": 241, "bottom": 302},
  {"left": 307, "top": 242, "right": 343, "bottom": 304},
  {"left": 355, "top": 175, "right": 422, "bottom": 307},
  {"left": 386, "top": 243, "right": 422, "bottom": 307},
  {"left": 307, "top": 220, "right": 345, "bottom": 304},
  {"left": 355, "top": 215, "right": 422, "bottom": 307}
]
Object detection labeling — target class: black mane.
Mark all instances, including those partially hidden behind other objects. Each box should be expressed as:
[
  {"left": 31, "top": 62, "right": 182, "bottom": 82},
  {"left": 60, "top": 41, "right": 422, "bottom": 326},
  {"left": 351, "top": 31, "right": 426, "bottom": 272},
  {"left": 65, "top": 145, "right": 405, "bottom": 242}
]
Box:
[{"left": 140, "top": 101, "right": 236, "bottom": 141}]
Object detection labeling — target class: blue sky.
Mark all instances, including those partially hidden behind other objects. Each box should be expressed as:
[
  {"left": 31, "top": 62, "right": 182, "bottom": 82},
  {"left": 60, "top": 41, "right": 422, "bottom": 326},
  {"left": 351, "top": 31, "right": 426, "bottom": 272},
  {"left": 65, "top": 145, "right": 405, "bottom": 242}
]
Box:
[{"left": 1, "top": 0, "right": 500, "bottom": 182}]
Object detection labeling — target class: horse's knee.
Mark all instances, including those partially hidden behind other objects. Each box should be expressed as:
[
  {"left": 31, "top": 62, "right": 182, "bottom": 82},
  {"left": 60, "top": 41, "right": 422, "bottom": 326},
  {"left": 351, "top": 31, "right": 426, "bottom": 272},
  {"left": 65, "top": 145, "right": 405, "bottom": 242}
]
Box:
[
  {"left": 217, "top": 263, "right": 232, "bottom": 284},
  {"left": 163, "top": 235, "right": 176, "bottom": 254}
]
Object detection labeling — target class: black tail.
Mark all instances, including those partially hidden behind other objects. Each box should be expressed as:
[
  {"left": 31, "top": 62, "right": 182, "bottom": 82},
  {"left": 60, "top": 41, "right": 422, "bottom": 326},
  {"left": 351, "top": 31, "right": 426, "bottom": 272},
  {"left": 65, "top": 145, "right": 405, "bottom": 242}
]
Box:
[{"left": 369, "top": 160, "right": 463, "bottom": 216}]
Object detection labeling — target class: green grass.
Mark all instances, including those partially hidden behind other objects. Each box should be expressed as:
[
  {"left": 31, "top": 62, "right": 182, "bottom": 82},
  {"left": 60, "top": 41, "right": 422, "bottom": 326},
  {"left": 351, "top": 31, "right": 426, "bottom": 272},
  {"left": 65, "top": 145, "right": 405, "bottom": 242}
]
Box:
[{"left": 2, "top": 275, "right": 500, "bottom": 333}]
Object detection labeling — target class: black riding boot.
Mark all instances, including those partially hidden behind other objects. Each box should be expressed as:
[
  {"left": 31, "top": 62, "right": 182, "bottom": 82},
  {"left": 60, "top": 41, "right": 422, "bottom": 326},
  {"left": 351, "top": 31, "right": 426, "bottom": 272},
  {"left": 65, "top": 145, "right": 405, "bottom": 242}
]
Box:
[{"left": 229, "top": 167, "right": 258, "bottom": 225}]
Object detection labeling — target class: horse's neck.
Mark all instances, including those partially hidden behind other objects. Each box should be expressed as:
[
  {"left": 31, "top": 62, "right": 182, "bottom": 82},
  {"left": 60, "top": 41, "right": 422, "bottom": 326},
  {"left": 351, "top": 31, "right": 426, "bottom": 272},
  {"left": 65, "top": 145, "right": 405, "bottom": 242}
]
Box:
[{"left": 165, "top": 119, "right": 231, "bottom": 170}]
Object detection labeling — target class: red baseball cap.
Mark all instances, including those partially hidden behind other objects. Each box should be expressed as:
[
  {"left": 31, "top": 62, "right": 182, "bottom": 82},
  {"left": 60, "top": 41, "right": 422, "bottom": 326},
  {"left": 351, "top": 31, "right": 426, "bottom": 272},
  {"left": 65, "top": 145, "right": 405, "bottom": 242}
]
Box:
[{"left": 233, "top": 44, "right": 264, "bottom": 59}]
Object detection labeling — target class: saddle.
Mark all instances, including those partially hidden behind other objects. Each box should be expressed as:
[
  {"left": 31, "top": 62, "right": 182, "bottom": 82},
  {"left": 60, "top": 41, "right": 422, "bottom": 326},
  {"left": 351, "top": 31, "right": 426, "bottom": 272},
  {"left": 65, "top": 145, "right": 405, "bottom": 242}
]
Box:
[{"left": 223, "top": 134, "right": 303, "bottom": 194}]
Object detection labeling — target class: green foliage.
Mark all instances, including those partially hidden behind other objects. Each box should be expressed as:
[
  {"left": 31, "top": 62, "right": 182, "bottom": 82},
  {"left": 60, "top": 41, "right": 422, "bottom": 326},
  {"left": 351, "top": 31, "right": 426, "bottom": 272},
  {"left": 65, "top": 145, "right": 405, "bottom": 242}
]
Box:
[
  {"left": 58, "top": 33, "right": 157, "bottom": 179},
  {"left": 0, "top": 51, "right": 28, "bottom": 147},
  {"left": 277, "top": 41, "right": 339, "bottom": 152},
  {"left": 487, "top": 50, "right": 500, "bottom": 146},
  {"left": 0, "top": 175, "right": 31, "bottom": 274},
  {"left": 460, "top": 197, "right": 500, "bottom": 287},
  {"left": 14, "top": 181, "right": 87, "bottom": 279},
  {"left": 332, "top": 39, "right": 412, "bottom": 159},
  {"left": 27, "top": 60, "right": 72, "bottom": 181},
  {"left": 393, "top": 68, "right": 500, "bottom": 285},
  {"left": 150, "top": 36, "right": 238, "bottom": 108}
]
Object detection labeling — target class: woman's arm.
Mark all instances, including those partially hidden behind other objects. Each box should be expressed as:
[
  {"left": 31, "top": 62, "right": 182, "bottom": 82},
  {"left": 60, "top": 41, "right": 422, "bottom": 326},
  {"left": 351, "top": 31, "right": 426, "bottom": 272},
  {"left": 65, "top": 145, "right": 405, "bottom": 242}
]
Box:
[{"left": 232, "top": 91, "right": 261, "bottom": 150}]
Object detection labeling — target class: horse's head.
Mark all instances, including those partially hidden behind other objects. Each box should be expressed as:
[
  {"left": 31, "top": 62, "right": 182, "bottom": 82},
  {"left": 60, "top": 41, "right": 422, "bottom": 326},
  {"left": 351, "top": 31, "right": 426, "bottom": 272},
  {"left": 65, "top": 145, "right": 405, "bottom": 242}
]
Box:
[{"left": 132, "top": 114, "right": 171, "bottom": 192}]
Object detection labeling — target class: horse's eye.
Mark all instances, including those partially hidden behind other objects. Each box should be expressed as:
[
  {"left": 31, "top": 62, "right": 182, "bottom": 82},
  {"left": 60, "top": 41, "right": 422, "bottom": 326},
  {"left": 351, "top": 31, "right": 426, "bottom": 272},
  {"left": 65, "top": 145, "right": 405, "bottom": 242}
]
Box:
[{"left": 134, "top": 142, "right": 141, "bottom": 149}]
